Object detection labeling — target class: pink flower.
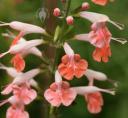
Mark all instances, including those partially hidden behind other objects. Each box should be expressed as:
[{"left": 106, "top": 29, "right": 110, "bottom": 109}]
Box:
[
  {"left": 1, "top": 68, "right": 40, "bottom": 95},
  {"left": 0, "top": 21, "right": 46, "bottom": 35},
  {"left": 0, "top": 21, "right": 46, "bottom": 47},
  {"left": 85, "top": 92, "right": 103, "bottom": 114},
  {"left": 13, "top": 84, "right": 37, "bottom": 105},
  {"left": 75, "top": 22, "right": 112, "bottom": 62},
  {"left": 11, "top": 54, "right": 25, "bottom": 72},
  {"left": 93, "top": 46, "right": 111, "bottom": 62},
  {"left": 92, "top": 0, "right": 108, "bottom": 6},
  {"left": 58, "top": 43, "right": 88, "bottom": 80},
  {"left": 44, "top": 71, "right": 77, "bottom": 107},
  {"left": 7, "top": 106, "right": 29, "bottom": 118},
  {"left": 79, "top": 11, "right": 124, "bottom": 30},
  {"left": 0, "top": 39, "right": 43, "bottom": 71},
  {"left": 0, "top": 96, "right": 29, "bottom": 118},
  {"left": 75, "top": 22, "right": 111, "bottom": 48}
]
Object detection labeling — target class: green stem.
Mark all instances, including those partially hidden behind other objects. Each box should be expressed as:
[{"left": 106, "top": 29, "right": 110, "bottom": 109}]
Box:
[{"left": 65, "top": 0, "right": 72, "bottom": 17}]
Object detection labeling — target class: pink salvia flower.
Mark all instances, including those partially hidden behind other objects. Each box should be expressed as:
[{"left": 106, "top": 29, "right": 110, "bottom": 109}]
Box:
[
  {"left": 75, "top": 22, "right": 111, "bottom": 48},
  {"left": 7, "top": 106, "right": 29, "bottom": 118},
  {"left": 92, "top": 0, "right": 108, "bottom": 6},
  {"left": 58, "top": 43, "right": 88, "bottom": 80},
  {"left": 2, "top": 32, "right": 43, "bottom": 57},
  {"left": 44, "top": 71, "right": 77, "bottom": 107},
  {"left": 0, "top": 39, "right": 43, "bottom": 71},
  {"left": 0, "top": 21, "right": 46, "bottom": 46},
  {"left": 85, "top": 92, "right": 103, "bottom": 114},
  {"left": 0, "top": 21, "right": 46, "bottom": 35},
  {"left": 75, "top": 22, "right": 112, "bottom": 62},
  {"left": 0, "top": 96, "right": 29, "bottom": 118},
  {"left": 92, "top": 46, "right": 111, "bottom": 62},
  {"left": 1, "top": 68, "right": 40, "bottom": 95},
  {"left": 12, "top": 84, "right": 37, "bottom": 105},
  {"left": 79, "top": 11, "right": 124, "bottom": 30}
]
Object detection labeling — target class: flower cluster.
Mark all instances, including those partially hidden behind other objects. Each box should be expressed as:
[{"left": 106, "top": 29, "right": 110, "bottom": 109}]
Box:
[{"left": 0, "top": 0, "right": 126, "bottom": 118}]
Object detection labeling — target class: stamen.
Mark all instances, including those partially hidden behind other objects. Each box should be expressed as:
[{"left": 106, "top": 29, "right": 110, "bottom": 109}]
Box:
[
  {"left": 99, "top": 88, "right": 116, "bottom": 95},
  {"left": 111, "top": 37, "right": 127, "bottom": 44},
  {"left": 107, "top": 78, "right": 119, "bottom": 87},
  {"left": 109, "top": 20, "right": 124, "bottom": 30}
]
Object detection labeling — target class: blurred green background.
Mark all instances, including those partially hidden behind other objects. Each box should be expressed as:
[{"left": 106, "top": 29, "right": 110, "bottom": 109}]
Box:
[{"left": 0, "top": 0, "right": 128, "bottom": 118}]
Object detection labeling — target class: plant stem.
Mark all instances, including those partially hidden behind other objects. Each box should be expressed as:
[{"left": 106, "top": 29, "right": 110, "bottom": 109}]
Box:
[{"left": 65, "top": 0, "right": 72, "bottom": 17}]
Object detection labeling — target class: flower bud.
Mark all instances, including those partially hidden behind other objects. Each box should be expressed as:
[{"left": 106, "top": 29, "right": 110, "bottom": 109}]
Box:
[
  {"left": 66, "top": 16, "right": 74, "bottom": 25},
  {"left": 53, "top": 8, "right": 61, "bottom": 17},
  {"left": 81, "top": 2, "right": 90, "bottom": 11}
]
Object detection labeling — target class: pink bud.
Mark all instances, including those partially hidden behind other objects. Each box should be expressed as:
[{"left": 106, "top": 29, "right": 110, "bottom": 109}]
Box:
[
  {"left": 66, "top": 16, "right": 74, "bottom": 25},
  {"left": 53, "top": 8, "right": 61, "bottom": 17},
  {"left": 81, "top": 2, "right": 90, "bottom": 11}
]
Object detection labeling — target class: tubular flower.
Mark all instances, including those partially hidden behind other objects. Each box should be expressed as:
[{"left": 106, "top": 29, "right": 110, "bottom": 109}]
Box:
[
  {"left": 72, "top": 86, "right": 115, "bottom": 113},
  {"left": 0, "top": 96, "right": 29, "bottom": 118},
  {"left": 0, "top": 21, "right": 46, "bottom": 47},
  {"left": 1, "top": 68, "right": 40, "bottom": 95},
  {"left": 58, "top": 43, "right": 88, "bottom": 80},
  {"left": 0, "top": 39, "right": 44, "bottom": 71},
  {"left": 0, "top": 69, "right": 40, "bottom": 118},
  {"left": 44, "top": 71, "right": 77, "bottom": 107},
  {"left": 79, "top": 11, "right": 124, "bottom": 30},
  {"left": 75, "top": 22, "right": 112, "bottom": 62},
  {"left": 92, "top": 0, "right": 108, "bottom": 6},
  {"left": 2, "top": 32, "right": 43, "bottom": 57}
]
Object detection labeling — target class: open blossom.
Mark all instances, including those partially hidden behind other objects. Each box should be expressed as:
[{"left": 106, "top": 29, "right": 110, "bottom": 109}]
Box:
[
  {"left": 0, "top": 69, "right": 40, "bottom": 118},
  {"left": 75, "top": 22, "right": 111, "bottom": 48},
  {"left": 7, "top": 105, "right": 29, "bottom": 118},
  {"left": 1, "top": 68, "right": 40, "bottom": 95},
  {"left": 76, "top": 11, "right": 125, "bottom": 62},
  {"left": 85, "top": 92, "right": 103, "bottom": 114},
  {"left": 12, "top": 84, "right": 37, "bottom": 105},
  {"left": 73, "top": 85, "right": 115, "bottom": 113},
  {"left": 44, "top": 71, "right": 77, "bottom": 107},
  {"left": 2, "top": 32, "right": 43, "bottom": 57},
  {"left": 75, "top": 22, "right": 112, "bottom": 62},
  {"left": 0, "top": 39, "right": 44, "bottom": 71},
  {"left": 92, "top": 0, "right": 108, "bottom": 6},
  {"left": 58, "top": 43, "right": 88, "bottom": 80},
  {"left": 0, "top": 96, "right": 29, "bottom": 118},
  {"left": 93, "top": 45, "right": 111, "bottom": 62}
]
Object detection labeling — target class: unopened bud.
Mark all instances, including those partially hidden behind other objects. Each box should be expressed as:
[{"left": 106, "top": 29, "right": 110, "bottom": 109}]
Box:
[
  {"left": 81, "top": 2, "right": 90, "bottom": 11},
  {"left": 53, "top": 8, "right": 61, "bottom": 17},
  {"left": 66, "top": 16, "right": 74, "bottom": 25}
]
